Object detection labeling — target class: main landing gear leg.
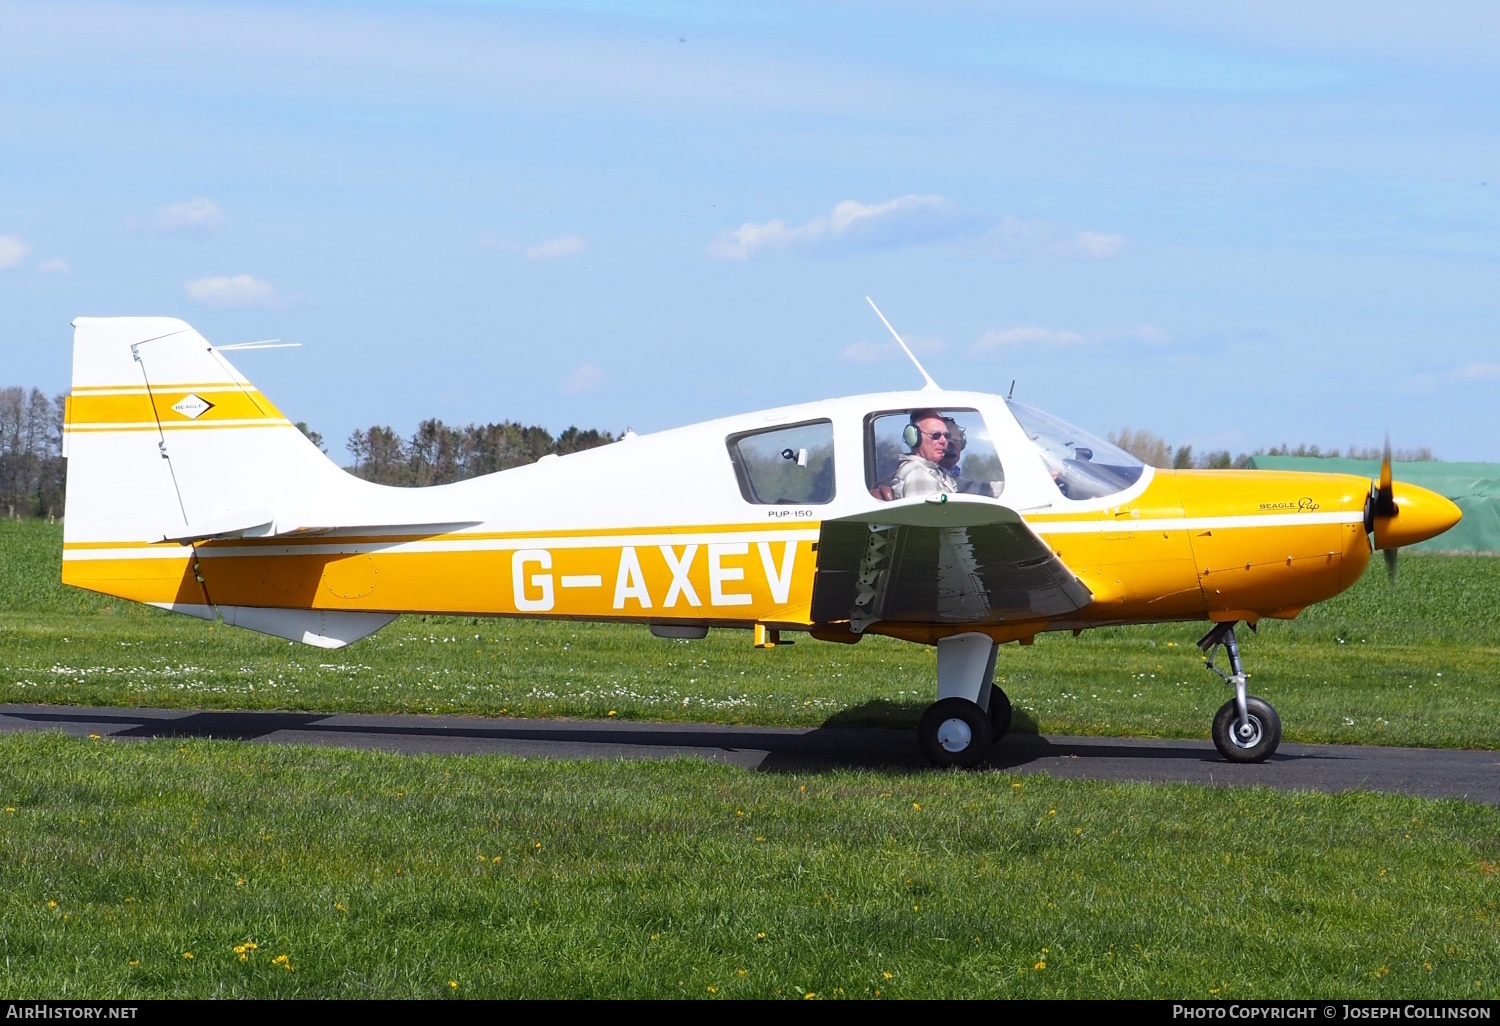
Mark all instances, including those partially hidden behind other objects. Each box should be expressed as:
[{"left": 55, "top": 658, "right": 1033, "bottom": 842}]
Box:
[
  {"left": 1198, "top": 622, "right": 1282, "bottom": 764},
  {"left": 918, "top": 633, "right": 1010, "bottom": 768}
]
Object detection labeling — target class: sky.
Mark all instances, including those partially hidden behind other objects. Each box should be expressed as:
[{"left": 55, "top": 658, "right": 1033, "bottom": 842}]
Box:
[{"left": 2, "top": 0, "right": 1498, "bottom": 461}]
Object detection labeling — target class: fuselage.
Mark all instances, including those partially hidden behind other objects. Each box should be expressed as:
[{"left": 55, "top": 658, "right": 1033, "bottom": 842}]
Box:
[{"left": 62, "top": 386, "right": 1408, "bottom": 643}]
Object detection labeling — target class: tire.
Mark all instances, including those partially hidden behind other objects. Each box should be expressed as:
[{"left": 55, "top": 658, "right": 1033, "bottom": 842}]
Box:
[
  {"left": 987, "top": 687, "right": 1013, "bottom": 742},
  {"left": 1211, "top": 696, "right": 1282, "bottom": 763},
  {"left": 918, "top": 698, "right": 993, "bottom": 769}
]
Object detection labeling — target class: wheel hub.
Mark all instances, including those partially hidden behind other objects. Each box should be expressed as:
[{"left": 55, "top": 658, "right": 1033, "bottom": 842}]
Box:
[
  {"left": 936, "top": 717, "right": 973, "bottom": 752},
  {"left": 1231, "top": 715, "right": 1263, "bottom": 749}
]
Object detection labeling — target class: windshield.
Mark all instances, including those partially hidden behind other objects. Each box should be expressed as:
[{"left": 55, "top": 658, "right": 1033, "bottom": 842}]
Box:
[{"left": 1005, "top": 399, "right": 1145, "bottom": 500}]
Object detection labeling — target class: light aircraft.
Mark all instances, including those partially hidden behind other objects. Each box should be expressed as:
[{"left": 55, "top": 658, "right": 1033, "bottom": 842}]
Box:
[{"left": 60, "top": 309, "right": 1461, "bottom": 767}]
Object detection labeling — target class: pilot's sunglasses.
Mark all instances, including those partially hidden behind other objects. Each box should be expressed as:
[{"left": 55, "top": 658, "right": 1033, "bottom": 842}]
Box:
[{"left": 924, "top": 431, "right": 955, "bottom": 440}]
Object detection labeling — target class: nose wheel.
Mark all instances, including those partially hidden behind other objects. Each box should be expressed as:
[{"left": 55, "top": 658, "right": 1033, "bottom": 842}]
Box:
[
  {"left": 1211, "top": 695, "right": 1281, "bottom": 763},
  {"left": 1199, "top": 622, "right": 1282, "bottom": 763}
]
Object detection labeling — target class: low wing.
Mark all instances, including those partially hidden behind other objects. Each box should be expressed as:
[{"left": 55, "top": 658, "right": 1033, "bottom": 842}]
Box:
[{"left": 810, "top": 495, "right": 1093, "bottom": 630}]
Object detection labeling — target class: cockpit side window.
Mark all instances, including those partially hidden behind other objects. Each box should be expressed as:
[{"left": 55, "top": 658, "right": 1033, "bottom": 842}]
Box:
[
  {"left": 726, "top": 420, "right": 836, "bottom": 504},
  {"left": 1005, "top": 399, "right": 1144, "bottom": 500},
  {"left": 864, "top": 408, "right": 1004, "bottom": 501}
]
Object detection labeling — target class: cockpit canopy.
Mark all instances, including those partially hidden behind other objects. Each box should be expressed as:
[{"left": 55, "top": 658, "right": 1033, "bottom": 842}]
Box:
[{"left": 1005, "top": 398, "right": 1145, "bottom": 500}]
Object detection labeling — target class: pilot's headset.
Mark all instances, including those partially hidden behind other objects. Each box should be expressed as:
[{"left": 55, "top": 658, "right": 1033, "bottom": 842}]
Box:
[{"left": 902, "top": 414, "right": 967, "bottom": 451}]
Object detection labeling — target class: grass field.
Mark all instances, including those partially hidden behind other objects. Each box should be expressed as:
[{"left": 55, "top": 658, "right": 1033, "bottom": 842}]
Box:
[
  {"left": 4, "top": 520, "right": 1499, "bottom": 748},
  {"left": 5, "top": 523, "right": 1500, "bottom": 999},
  {"left": 2, "top": 731, "right": 1497, "bottom": 999}
]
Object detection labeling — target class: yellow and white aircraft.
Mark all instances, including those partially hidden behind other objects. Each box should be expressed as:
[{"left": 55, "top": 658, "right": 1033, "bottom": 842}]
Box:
[{"left": 60, "top": 313, "right": 1461, "bottom": 767}]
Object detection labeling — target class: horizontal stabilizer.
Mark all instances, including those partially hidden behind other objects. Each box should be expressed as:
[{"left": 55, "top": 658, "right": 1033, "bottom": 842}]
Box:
[
  {"left": 164, "top": 511, "right": 481, "bottom": 544},
  {"left": 812, "top": 497, "right": 1093, "bottom": 630},
  {"left": 163, "top": 509, "right": 276, "bottom": 543}
]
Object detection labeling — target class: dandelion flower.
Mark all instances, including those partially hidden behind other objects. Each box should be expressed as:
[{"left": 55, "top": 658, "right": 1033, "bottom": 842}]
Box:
[
  {"left": 236, "top": 878, "right": 246, "bottom": 886},
  {"left": 449, "top": 980, "right": 458, "bottom": 989},
  {"left": 738, "top": 970, "right": 747, "bottom": 977},
  {"left": 128, "top": 960, "right": 139, "bottom": 967},
  {"left": 756, "top": 932, "right": 766, "bottom": 940},
  {"left": 183, "top": 952, "right": 194, "bottom": 960},
  {"left": 1034, "top": 961, "right": 1045, "bottom": 970},
  {"left": 47, "top": 901, "right": 57, "bottom": 909},
  {"left": 335, "top": 903, "right": 347, "bottom": 912},
  {"left": 912, "top": 803, "right": 921, "bottom": 810},
  {"left": 883, "top": 972, "right": 893, "bottom": 979}
]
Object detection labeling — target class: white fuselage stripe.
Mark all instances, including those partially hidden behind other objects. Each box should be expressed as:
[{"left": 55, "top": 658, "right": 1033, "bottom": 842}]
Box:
[
  {"left": 62, "top": 529, "right": 825, "bottom": 561},
  {"left": 1028, "top": 511, "right": 1364, "bottom": 535},
  {"left": 60, "top": 514, "right": 1364, "bottom": 562}
]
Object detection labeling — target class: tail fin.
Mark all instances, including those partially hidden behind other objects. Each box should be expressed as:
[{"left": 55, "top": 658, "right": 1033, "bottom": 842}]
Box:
[
  {"left": 62, "top": 317, "right": 399, "bottom": 647},
  {"left": 63, "top": 317, "right": 340, "bottom": 546}
]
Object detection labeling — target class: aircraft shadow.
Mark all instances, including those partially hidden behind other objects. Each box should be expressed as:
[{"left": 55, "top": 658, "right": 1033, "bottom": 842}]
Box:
[{"left": 2, "top": 704, "right": 1336, "bottom": 774}]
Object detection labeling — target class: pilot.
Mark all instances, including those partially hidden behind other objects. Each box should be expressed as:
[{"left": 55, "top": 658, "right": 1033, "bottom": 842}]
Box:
[{"left": 876, "top": 410, "right": 997, "bottom": 499}]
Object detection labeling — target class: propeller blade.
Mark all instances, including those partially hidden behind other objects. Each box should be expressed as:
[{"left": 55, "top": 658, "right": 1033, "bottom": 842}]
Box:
[
  {"left": 1384, "top": 545, "right": 1399, "bottom": 583},
  {"left": 1373, "top": 434, "right": 1397, "bottom": 519}
]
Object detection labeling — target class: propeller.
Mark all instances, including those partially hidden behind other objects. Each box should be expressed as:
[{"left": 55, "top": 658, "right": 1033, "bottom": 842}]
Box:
[
  {"left": 1363, "top": 439, "right": 1461, "bottom": 570},
  {"left": 1371, "top": 436, "right": 1399, "bottom": 583}
]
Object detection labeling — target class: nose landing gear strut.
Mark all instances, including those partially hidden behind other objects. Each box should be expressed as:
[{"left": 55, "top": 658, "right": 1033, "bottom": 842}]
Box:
[{"left": 1198, "top": 622, "right": 1282, "bottom": 763}]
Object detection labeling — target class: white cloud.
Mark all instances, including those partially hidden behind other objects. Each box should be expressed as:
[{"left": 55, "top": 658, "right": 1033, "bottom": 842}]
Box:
[
  {"left": 561, "top": 363, "right": 605, "bottom": 394},
  {"left": 1074, "top": 231, "right": 1126, "bottom": 259},
  {"left": 184, "top": 274, "right": 277, "bottom": 309},
  {"left": 146, "top": 198, "right": 226, "bottom": 234},
  {"left": 973, "top": 327, "right": 1088, "bottom": 352},
  {"left": 1134, "top": 323, "right": 1170, "bottom": 344},
  {"left": 0, "top": 235, "right": 31, "bottom": 270},
  {"left": 840, "top": 335, "right": 947, "bottom": 364},
  {"left": 36, "top": 258, "right": 70, "bottom": 275},
  {"left": 710, "top": 201, "right": 1123, "bottom": 263},
  {"left": 982, "top": 218, "right": 1126, "bottom": 261},
  {"left": 526, "top": 235, "right": 586, "bottom": 261},
  {"left": 709, "top": 195, "right": 960, "bottom": 260},
  {"left": 1459, "top": 363, "right": 1500, "bottom": 381}
]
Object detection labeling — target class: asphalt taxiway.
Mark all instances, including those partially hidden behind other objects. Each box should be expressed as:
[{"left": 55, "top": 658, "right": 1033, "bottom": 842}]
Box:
[{"left": 2, "top": 703, "right": 1496, "bottom": 805}]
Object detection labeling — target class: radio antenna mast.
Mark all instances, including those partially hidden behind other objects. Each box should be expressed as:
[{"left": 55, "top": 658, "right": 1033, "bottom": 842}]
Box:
[{"left": 865, "top": 297, "right": 939, "bottom": 392}]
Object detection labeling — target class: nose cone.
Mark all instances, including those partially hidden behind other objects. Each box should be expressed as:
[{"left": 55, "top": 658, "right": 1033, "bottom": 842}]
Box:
[{"left": 1373, "top": 482, "right": 1462, "bottom": 549}]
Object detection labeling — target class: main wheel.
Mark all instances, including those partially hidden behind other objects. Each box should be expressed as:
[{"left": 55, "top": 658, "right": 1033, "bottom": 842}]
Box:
[
  {"left": 918, "top": 698, "right": 993, "bottom": 768},
  {"left": 1211, "top": 696, "right": 1282, "bottom": 763},
  {"left": 987, "top": 687, "right": 1013, "bottom": 741}
]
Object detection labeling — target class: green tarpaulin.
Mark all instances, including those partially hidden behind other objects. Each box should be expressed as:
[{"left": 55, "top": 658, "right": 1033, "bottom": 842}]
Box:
[{"left": 1244, "top": 456, "right": 1500, "bottom": 553}]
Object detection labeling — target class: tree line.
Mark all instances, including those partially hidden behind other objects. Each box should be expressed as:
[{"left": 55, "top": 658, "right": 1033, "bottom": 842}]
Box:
[
  {"left": 0, "top": 388, "right": 65, "bottom": 519},
  {"left": 343, "top": 419, "right": 616, "bottom": 486},
  {"left": 1108, "top": 427, "right": 1436, "bottom": 470},
  {"left": 2, "top": 381, "right": 616, "bottom": 517}
]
